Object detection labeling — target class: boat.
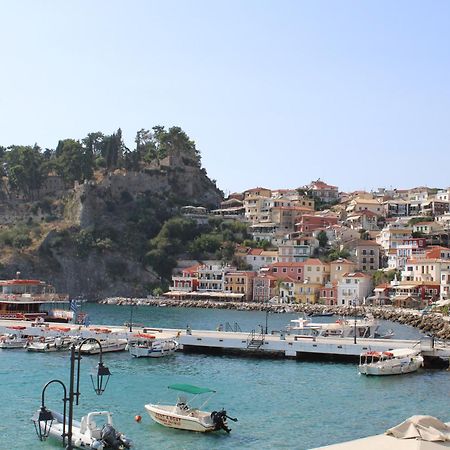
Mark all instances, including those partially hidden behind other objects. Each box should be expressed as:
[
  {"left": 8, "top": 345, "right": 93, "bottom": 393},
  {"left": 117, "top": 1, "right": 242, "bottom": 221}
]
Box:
[
  {"left": 144, "top": 383, "right": 237, "bottom": 433},
  {"left": 26, "top": 336, "right": 75, "bottom": 352},
  {"left": 128, "top": 334, "right": 179, "bottom": 358},
  {"left": 0, "top": 330, "right": 29, "bottom": 349},
  {"left": 78, "top": 338, "right": 128, "bottom": 355},
  {"left": 358, "top": 348, "right": 424, "bottom": 376},
  {"left": 308, "top": 311, "right": 334, "bottom": 317},
  {"left": 32, "top": 409, "right": 133, "bottom": 449},
  {"left": 286, "top": 315, "right": 379, "bottom": 338},
  {"left": 0, "top": 272, "right": 72, "bottom": 322},
  {"left": 374, "top": 328, "right": 395, "bottom": 339}
]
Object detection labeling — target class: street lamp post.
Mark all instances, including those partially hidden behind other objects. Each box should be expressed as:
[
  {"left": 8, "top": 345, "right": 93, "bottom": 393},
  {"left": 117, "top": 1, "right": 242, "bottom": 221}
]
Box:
[
  {"left": 33, "top": 338, "right": 111, "bottom": 450},
  {"left": 353, "top": 299, "right": 357, "bottom": 345}
]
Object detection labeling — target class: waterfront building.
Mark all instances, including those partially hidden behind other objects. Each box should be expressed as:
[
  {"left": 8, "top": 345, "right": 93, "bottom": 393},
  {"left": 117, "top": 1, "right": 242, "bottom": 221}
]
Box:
[
  {"left": 319, "top": 281, "right": 338, "bottom": 305},
  {"left": 224, "top": 270, "right": 256, "bottom": 301},
  {"left": 197, "top": 264, "right": 229, "bottom": 292},
  {"left": 252, "top": 274, "right": 277, "bottom": 302},
  {"left": 296, "top": 280, "right": 322, "bottom": 304},
  {"left": 337, "top": 272, "right": 372, "bottom": 306},
  {"left": 169, "top": 265, "right": 200, "bottom": 292}
]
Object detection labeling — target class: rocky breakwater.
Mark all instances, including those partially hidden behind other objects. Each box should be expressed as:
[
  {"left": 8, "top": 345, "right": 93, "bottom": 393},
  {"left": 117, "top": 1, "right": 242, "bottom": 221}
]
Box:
[{"left": 99, "top": 298, "right": 450, "bottom": 339}]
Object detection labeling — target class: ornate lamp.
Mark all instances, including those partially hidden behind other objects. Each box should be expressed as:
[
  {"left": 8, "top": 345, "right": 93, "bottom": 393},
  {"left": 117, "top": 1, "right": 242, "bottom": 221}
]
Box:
[
  {"left": 91, "top": 361, "right": 111, "bottom": 395},
  {"left": 32, "top": 405, "right": 54, "bottom": 441}
]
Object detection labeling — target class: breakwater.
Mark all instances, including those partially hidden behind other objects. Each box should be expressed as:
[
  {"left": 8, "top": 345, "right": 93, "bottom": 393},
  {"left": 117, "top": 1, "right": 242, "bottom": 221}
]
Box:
[{"left": 99, "top": 297, "right": 450, "bottom": 340}]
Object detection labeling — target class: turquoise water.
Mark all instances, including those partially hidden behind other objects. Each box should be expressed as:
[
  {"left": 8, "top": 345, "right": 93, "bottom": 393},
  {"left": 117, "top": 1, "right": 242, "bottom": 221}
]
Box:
[{"left": 1, "top": 304, "right": 449, "bottom": 450}]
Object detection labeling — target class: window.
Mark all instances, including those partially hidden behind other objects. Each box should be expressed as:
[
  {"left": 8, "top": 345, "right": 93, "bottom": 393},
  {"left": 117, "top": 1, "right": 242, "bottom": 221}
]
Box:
[
  {"left": 362, "top": 258, "right": 366, "bottom": 263},
  {"left": 362, "top": 250, "right": 367, "bottom": 255},
  {"left": 273, "top": 268, "right": 278, "bottom": 273},
  {"left": 282, "top": 268, "right": 287, "bottom": 273}
]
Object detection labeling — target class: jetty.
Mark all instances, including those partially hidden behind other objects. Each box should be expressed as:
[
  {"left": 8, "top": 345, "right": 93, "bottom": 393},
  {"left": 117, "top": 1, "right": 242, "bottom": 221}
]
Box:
[{"left": 1, "top": 319, "right": 449, "bottom": 368}]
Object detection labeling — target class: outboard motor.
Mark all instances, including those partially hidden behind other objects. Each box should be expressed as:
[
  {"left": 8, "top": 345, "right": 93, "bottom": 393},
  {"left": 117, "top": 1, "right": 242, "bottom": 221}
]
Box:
[
  {"left": 211, "top": 409, "right": 238, "bottom": 433},
  {"left": 101, "top": 424, "right": 133, "bottom": 449}
]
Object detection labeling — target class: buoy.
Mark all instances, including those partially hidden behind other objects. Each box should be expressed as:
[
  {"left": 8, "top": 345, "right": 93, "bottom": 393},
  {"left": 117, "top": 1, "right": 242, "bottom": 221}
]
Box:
[{"left": 135, "top": 415, "right": 142, "bottom": 423}]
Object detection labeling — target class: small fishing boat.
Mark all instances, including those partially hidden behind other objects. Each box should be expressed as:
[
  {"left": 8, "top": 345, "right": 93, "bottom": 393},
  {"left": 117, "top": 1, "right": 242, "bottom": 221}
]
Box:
[
  {"left": 26, "top": 336, "right": 74, "bottom": 352},
  {"left": 32, "top": 409, "right": 133, "bottom": 449},
  {"left": 78, "top": 338, "right": 128, "bottom": 355},
  {"left": 145, "top": 384, "right": 237, "bottom": 433},
  {"left": 128, "top": 334, "right": 179, "bottom": 358},
  {"left": 359, "top": 348, "right": 424, "bottom": 376}
]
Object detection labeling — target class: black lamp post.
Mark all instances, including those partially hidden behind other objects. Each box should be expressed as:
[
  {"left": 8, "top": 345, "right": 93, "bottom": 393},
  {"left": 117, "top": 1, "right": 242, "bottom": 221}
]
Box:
[
  {"left": 32, "top": 379, "right": 67, "bottom": 444},
  {"left": 265, "top": 309, "right": 269, "bottom": 335},
  {"left": 33, "top": 338, "right": 111, "bottom": 450},
  {"left": 353, "top": 299, "right": 357, "bottom": 345}
]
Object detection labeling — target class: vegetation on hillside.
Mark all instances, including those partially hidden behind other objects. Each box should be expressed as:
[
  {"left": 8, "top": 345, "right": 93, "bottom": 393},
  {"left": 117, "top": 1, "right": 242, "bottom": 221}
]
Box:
[
  {"left": 145, "top": 217, "right": 250, "bottom": 280},
  {"left": 0, "top": 126, "right": 204, "bottom": 200}
]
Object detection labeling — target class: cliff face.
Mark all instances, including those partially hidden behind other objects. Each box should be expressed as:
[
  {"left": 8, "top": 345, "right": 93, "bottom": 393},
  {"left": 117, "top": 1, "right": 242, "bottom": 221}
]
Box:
[{"left": 0, "top": 166, "right": 223, "bottom": 299}]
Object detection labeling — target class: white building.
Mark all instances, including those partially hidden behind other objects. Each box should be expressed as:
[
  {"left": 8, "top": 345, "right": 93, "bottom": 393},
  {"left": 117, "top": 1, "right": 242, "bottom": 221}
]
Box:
[{"left": 337, "top": 272, "right": 372, "bottom": 306}]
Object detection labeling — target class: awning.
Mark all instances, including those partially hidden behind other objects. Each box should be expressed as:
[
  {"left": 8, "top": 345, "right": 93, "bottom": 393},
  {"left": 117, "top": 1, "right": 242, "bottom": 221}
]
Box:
[{"left": 168, "top": 384, "right": 216, "bottom": 395}]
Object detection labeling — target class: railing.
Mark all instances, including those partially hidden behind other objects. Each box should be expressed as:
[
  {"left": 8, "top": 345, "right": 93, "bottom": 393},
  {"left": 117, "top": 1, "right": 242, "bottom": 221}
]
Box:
[
  {"left": 224, "top": 322, "right": 242, "bottom": 332},
  {"left": 246, "top": 328, "right": 265, "bottom": 349}
]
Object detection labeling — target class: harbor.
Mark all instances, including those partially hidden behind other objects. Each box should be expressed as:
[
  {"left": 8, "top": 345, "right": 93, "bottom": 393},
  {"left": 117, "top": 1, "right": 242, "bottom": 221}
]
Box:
[{"left": 1, "top": 304, "right": 450, "bottom": 449}]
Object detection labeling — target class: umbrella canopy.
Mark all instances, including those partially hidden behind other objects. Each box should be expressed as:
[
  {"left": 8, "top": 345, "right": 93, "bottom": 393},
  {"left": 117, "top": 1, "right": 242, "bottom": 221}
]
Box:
[{"left": 313, "top": 416, "right": 450, "bottom": 450}]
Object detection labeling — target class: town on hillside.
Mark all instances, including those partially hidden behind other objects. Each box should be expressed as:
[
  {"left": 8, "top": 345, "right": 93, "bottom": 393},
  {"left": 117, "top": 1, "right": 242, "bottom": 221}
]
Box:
[{"left": 166, "top": 180, "right": 450, "bottom": 309}]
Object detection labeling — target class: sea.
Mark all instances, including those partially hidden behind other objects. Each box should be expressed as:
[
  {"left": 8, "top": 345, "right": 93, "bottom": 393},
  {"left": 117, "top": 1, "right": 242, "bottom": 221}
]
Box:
[{"left": 1, "top": 303, "right": 449, "bottom": 450}]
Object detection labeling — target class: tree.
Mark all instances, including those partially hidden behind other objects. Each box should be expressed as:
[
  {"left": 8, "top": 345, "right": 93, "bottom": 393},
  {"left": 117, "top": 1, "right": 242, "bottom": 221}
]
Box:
[
  {"left": 54, "top": 139, "right": 93, "bottom": 185},
  {"left": 317, "top": 230, "right": 329, "bottom": 248},
  {"left": 4, "top": 145, "right": 45, "bottom": 199}
]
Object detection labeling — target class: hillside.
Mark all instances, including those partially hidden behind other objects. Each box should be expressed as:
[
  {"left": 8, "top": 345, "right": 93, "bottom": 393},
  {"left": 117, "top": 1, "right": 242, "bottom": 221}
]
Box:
[{"left": 0, "top": 127, "right": 223, "bottom": 298}]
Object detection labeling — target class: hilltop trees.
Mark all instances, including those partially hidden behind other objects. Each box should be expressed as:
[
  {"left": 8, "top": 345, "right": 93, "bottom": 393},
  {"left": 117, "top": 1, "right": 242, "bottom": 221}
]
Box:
[
  {"left": 0, "top": 125, "right": 202, "bottom": 198},
  {"left": 3, "top": 145, "right": 45, "bottom": 200}
]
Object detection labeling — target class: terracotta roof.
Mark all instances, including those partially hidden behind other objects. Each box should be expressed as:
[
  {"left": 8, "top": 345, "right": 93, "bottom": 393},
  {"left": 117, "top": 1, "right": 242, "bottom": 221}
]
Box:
[
  {"left": 269, "top": 262, "right": 305, "bottom": 267},
  {"left": 303, "top": 258, "right": 327, "bottom": 265}
]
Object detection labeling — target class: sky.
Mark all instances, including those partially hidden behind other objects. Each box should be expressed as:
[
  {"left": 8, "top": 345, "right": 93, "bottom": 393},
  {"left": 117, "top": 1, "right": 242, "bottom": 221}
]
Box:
[{"left": 1, "top": 1, "right": 449, "bottom": 196}]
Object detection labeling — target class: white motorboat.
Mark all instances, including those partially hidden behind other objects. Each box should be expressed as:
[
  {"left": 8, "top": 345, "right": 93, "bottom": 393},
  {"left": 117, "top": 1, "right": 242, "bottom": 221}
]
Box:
[
  {"left": 26, "top": 336, "right": 74, "bottom": 352},
  {"left": 0, "top": 332, "right": 28, "bottom": 349},
  {"left": 359, "top": 348, "right": 424, "bottom": 376},
  {"left": 32, "top": 409, "right": 132, "bottom": 449},
  {"left": 145, "top": 384, "right": 237, "bottom": 433},
  {"left": 128, "top": 334, "right": 179, "bottom": 358},
  {"left": 286, "top": 315, "right": 379, "bottom": 338},
  {"left": 78, "top": 338, "right": 128, "bottom": 355}
]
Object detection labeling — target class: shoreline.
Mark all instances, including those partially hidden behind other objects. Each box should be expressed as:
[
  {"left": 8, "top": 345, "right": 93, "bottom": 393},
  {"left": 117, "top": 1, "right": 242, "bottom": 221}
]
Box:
[{"left": 98, "top": 297, "right": 450, "bottom": 340}]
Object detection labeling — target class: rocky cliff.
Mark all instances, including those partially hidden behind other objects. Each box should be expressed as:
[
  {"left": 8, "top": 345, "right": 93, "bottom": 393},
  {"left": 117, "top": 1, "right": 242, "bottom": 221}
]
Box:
[{"left": 0, "top": 165, "right": 223, "bottom": 299}]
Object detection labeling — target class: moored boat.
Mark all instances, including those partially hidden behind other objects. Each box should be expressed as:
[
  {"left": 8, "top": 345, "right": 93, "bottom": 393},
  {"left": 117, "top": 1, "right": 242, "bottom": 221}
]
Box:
[
  {"left": 78, "top": 338, "right": 128, "bottom": 355},
  {"left": 26, "top": 336, "right": 75, "bottom": 353},
  {"left": 286, "top": 315, "right": 379, "bottom": 338},
  {"left": 359, "top": 348, "right": 424, "bottom": 376},
  {"left": 0, "top": 330, "right": 29, "bottom": 348},
  {"left": 0, "top": 272, "right": 72, "bottom": 323},
  {"left": 31, "top": 409, "right": 133, "bottom": 449},
  {"left": 128, "top": 334, "right": 179, "bottom": 358},
  {"left": 145, "top": 383, "right": 237, "bottom": 433}
]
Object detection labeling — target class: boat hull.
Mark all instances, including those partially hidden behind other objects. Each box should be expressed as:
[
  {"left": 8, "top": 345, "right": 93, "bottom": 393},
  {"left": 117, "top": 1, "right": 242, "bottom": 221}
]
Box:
[
  {"left": 359, "top": 357, "right": 423, "bottom": 376},
  {"left": 144, "top": 404, "right": 216, "bottom": 432}
]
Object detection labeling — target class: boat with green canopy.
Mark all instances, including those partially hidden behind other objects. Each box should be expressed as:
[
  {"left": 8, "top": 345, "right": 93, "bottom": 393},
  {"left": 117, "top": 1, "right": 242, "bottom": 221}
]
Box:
[{"left": 144, "top": 384, "right": 237, "bottom": 433}]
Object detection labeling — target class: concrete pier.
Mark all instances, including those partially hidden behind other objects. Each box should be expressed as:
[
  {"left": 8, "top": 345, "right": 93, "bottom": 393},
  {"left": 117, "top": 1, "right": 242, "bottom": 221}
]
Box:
[{"left": 1, "top": 319, "right": 449, "bottom": 367}]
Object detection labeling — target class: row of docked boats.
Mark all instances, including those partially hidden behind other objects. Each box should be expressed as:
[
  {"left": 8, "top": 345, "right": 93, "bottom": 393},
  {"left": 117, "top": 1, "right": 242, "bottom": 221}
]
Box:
[{"left": 0, "top": 327, "right": 179, "bottom": 358}]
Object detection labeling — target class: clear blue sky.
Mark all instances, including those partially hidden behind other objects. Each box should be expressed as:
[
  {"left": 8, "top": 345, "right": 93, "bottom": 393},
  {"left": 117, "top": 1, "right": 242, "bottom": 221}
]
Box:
[{"left": 1, "top": 1, "right": 449, "bottom": 195}]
